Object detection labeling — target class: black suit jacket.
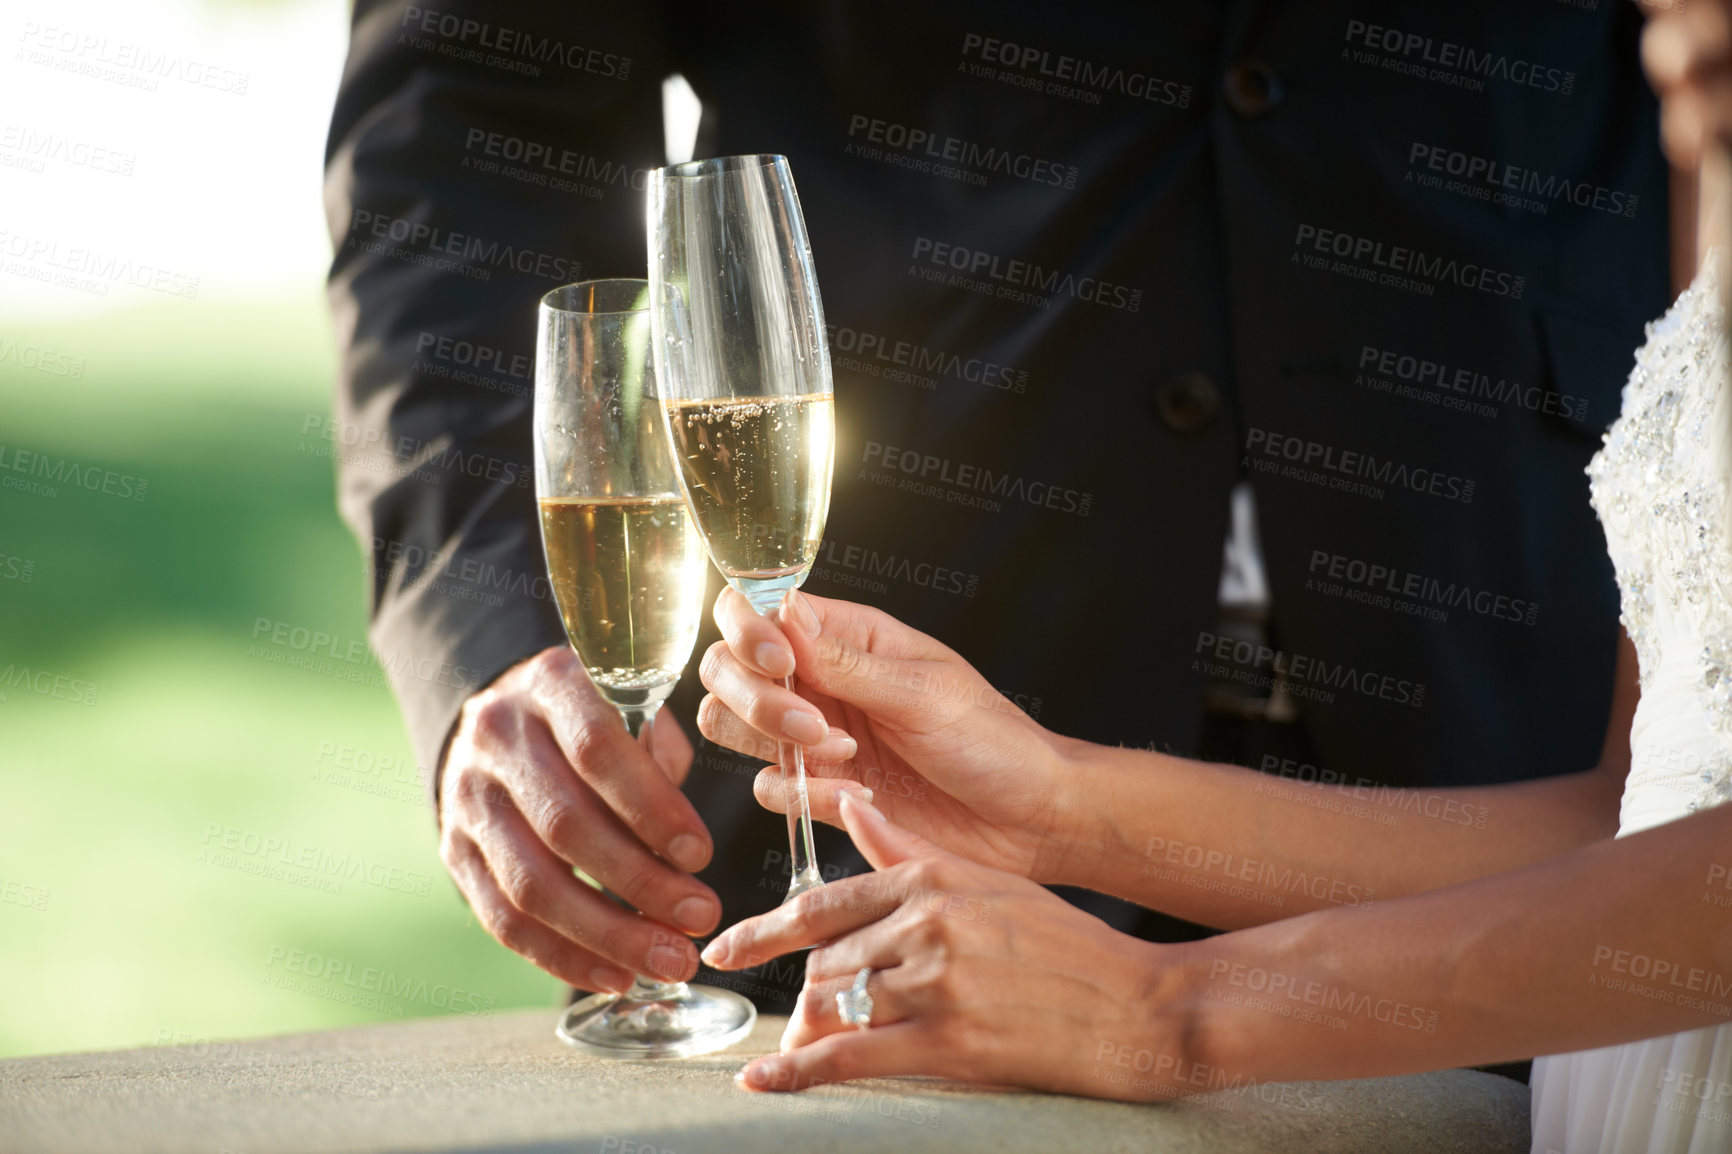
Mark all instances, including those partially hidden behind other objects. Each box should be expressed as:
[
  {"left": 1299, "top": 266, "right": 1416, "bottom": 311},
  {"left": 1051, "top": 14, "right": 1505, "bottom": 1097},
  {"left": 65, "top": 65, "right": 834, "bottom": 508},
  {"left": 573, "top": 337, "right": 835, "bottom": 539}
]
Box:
[{"left": 325, "top": 1, "right": 1666, "bottom": 1009}]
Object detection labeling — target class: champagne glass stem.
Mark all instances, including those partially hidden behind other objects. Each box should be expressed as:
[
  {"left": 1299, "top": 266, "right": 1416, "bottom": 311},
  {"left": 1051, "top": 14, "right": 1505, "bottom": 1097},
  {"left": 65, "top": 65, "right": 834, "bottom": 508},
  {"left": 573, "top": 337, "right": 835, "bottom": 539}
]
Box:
[
  {"left": 614, "top": 704, "right": 689, "bottom": 1003},
  {"left": 780, "top": 675, "right": 824, "bottom": 899}
]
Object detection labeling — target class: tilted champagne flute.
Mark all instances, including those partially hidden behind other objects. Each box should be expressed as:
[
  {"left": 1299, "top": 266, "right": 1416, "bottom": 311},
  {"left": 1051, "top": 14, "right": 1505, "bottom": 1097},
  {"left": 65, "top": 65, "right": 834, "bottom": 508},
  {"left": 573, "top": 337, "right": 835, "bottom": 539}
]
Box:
[
  {"left": 535, "top": 278, "right": 756, "bottom": 1058},
  {"left": 648, "top": 155, "right": 837, "bottom": 901}
]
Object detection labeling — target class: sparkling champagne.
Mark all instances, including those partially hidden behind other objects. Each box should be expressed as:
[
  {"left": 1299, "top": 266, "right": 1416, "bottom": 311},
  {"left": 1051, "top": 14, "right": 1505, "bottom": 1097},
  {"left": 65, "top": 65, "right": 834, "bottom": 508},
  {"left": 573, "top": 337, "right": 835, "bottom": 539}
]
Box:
[
  {"left": 663, "top": 393, "right": 835, "bottom": 582},
  {"left": 537, "top": 496, "right": 708, "bottom": 698}
]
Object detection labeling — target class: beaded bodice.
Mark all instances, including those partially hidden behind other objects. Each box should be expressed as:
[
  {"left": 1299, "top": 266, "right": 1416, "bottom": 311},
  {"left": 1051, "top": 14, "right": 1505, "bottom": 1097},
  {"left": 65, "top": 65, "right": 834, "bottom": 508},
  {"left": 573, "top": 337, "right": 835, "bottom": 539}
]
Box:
[{"left": 1587, "top": 257, "right": 1732, "bottom": 817}]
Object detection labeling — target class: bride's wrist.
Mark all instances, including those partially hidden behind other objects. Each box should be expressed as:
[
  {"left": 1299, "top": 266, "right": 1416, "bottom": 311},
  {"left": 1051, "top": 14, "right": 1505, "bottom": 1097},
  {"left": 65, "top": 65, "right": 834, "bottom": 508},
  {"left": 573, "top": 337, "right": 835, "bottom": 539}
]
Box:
[{"left": 1035, "top": 731, "right": 1121, "bottom": 888}]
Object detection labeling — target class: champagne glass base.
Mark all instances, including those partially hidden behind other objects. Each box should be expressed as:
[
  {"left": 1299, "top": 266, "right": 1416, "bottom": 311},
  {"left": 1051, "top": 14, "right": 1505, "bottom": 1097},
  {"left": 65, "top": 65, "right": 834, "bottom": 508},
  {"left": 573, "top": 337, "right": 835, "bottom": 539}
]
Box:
[
  {"left": 730, "top": 573, "right": 805, "bottom": 616},
  {"left": 556, "top": 983, "right": 757, "bottom": 1059},
  {"left": 782, "top": 867, "right": 825, "bottom": 903}
]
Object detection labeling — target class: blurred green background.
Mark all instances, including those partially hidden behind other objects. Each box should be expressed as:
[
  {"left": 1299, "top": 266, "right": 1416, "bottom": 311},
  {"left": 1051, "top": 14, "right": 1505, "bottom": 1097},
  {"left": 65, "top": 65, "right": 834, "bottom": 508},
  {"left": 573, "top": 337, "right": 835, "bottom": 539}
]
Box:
[{"left": 0, "top": 295, "right": 561, "bottom": 1058}]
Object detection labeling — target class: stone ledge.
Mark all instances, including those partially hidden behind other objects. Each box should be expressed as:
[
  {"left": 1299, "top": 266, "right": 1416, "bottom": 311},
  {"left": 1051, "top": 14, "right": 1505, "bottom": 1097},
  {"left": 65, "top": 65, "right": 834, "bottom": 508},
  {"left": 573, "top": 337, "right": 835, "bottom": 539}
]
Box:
[{"left": 0, "top": 1009, "right": 1529, "bottom": 1153}]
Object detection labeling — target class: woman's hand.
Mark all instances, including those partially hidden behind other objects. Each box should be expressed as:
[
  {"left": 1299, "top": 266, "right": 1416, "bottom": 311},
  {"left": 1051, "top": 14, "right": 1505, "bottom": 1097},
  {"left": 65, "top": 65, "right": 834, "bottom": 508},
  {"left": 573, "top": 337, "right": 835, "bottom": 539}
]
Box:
[
  {"left": 696, "top": 587, "right": 1094, "bottom": 884},
  {"left": 1645, "top": 0, "right": 1732, "bottom": 168},
  {"left": 700, "top": 791, "right": 1187, "bottom": 1101}
]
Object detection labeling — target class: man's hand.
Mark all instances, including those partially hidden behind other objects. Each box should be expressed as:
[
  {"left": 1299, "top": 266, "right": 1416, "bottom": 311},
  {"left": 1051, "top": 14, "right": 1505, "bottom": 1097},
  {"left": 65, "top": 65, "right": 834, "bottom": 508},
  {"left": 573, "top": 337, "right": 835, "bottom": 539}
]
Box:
[{"left": 437, "top": 646, "right": 720, "bottom": 992}]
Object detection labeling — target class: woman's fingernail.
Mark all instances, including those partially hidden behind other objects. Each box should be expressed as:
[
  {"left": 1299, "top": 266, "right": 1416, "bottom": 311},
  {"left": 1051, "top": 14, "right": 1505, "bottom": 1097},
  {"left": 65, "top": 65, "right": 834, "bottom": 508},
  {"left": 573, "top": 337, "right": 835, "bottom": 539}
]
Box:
[
  {"left": 667, "top": 833, "right": 709, "bottom": 872},
  {"left": 823, "top": 728, "right": 858, "bottom": 761},
  {"left": 754, "top": 641, "right": 793, "bottom": 678},
  {"left": 737, "top": 1059, "right": 777, "bottom": 1089},
  {"left": 781, "top": 708, "right": 828, "bottom": 746},
  {"left": 839, "top": 789, "right": 885, "bottom": 823},
  {"left": 782, "top": 590, "right": 821, "bottom": 638},
  {"left": 674, "top": 896, "right": 717, "bottom": 934},
  {"left": 700, "top": 934, "right": 733, "bottom": 967},
  {"left": 589, "top": 965, "right": 632, "bottom": 993},
  {"left": 842, "top": 785, "right": 874, "bottom": 805}
]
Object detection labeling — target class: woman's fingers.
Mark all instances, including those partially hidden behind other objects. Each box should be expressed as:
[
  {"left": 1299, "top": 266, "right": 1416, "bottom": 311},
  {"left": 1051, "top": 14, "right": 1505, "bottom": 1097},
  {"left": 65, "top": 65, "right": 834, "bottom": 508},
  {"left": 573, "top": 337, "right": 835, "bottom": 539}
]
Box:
[
  {"left": 780, "top": 962, "right": 914, "bottom": 1051},
  {"left": 696, "top": 689, "right": 857, "bottom": 764},
  {"left": 699, "top": 640, "right": 831, "bottom": 748},
  {"left": 712, "top": 585, "right": 800, "bottom": 678},
  {"left": 737, "top": 1024, "right": 934, "bottom": 1092},
  {"left": 702, "top": 860, "right": 911, "bottom": 968},
  {"left": 752, "top": 769, "right": 870, "bottom": 823}
]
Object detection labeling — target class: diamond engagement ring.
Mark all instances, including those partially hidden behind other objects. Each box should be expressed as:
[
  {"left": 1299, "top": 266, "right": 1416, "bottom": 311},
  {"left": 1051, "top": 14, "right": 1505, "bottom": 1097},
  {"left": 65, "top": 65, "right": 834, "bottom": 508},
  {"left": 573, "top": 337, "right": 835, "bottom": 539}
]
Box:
[{"left": 836, "top": 967, "right": 874, "bottom": 1029}]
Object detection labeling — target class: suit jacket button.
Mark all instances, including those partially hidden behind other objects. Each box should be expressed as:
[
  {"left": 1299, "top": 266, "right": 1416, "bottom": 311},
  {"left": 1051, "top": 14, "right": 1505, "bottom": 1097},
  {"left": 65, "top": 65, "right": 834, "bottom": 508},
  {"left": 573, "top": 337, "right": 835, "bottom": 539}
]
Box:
[
  {"left": 1156, "top": 372, "right": 1220, "bottom": 433},
  {"left": 1222, "top": 61, "right": 1283, "bottom": 118}
]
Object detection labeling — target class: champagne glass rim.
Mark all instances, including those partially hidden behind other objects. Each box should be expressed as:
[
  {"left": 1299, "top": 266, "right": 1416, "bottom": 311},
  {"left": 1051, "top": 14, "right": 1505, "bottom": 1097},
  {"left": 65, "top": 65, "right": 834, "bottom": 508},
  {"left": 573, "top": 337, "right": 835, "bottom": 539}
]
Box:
[
  {"left": 655, "top": 153, "right": 786, "bottom": 181},
  {"left": 540, "top": 278, "right": 650, "bottom": 317}
]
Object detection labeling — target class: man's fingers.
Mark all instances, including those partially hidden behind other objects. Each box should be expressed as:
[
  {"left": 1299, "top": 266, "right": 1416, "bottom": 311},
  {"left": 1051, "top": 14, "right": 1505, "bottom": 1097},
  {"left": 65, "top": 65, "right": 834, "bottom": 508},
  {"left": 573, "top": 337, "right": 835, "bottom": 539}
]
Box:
[
  {"left": 441, "top": 830, "right": 636, "bottom": 994},
  {"left": 649, "top": 711, "right": 694, "bottom": 786},
  {"left": 698, "top": 641, "right": 830, "bottom": 748},
  {"left": 523, "top": 658, "right": 714, "bottom": 874},
  {"left": 737, "top": 1023, "right": 932, "bottom": 1092},
  {"left": 470, "top": 799, "right": 704, "bottom": 982},
  {"left": 714, "top": 585, "right": 798, "bottom": 678},
  {"left": 494, "top": 722, "right": 720, "bottom": 937}
]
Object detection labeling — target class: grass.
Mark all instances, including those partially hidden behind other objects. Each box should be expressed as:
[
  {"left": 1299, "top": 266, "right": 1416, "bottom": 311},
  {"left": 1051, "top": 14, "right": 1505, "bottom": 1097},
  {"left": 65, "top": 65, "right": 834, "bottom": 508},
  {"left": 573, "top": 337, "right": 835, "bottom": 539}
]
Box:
[{"left": 0, "top": 292, "right": 561, "bottom": 1058}]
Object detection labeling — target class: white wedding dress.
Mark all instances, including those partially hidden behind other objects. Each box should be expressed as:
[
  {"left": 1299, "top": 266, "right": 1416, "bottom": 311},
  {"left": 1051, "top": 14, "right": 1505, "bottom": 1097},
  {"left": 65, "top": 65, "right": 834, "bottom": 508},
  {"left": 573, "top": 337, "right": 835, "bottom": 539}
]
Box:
[{"left": 1529, "top": 259, "right": 1732, "bottom": 1153}]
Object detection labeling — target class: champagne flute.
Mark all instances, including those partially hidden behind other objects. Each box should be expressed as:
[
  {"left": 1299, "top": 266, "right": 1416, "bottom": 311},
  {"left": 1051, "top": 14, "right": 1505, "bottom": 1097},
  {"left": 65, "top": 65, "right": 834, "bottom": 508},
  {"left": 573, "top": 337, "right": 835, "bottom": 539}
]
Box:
[
  {"left": 648, "top": 155, "right": 836, "bottom": 901},
  {"left": 535, "top": 278, "right": 756, "bottom": 1058}
]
